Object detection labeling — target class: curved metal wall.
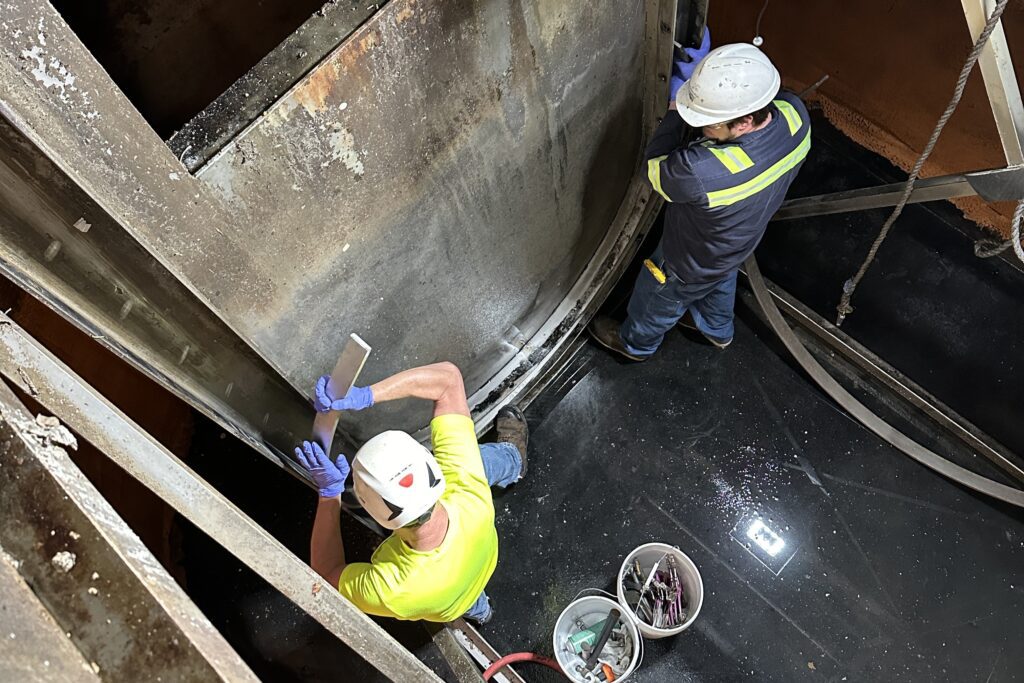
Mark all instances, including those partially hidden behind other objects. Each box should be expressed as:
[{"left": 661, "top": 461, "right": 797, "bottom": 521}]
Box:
[{"left": 0, "top": 0, "right": 675, "bottom": 448}]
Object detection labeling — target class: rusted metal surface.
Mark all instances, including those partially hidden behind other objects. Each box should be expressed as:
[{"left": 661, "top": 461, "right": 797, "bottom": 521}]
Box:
[
  {"left": 0, "top": 0, "right": 672, "bottom": 443},
  {"left": 169, "top": 0, "right": 386, "bottom": 171},
  {"left": 0, "top": 381, "right": 258, "bottom": 682},
  {"left": 0, "top": 314, "right": 444, "bottom": 682}
]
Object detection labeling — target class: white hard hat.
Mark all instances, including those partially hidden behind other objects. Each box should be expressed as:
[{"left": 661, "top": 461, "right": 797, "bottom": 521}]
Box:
[
  {"left": 352, "top": 431, "right": 446, "bottom": 530},
  {"left": 676, "top": 43, "right": 781, "bottom": 128}
]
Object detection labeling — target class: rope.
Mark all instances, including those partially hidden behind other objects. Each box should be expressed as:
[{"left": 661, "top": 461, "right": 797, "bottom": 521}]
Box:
[
  {"left": 835, "top": 0, "right": 1012, "bottom": 325},
  {"left": 973, "top": 198, "right": 1024, "bottom": 260}
]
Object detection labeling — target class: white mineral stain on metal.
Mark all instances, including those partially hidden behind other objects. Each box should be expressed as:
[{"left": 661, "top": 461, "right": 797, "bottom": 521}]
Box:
[
  {"left": 16, "top": 16, "right": 99, "bottom": 120},
  {"left": 44, "top": 240, "right": 61, "bottom": 261},
  {"left": 328, "top": 125, "right": 364, "bottom": 176},
  {"left": 50, "top": 550, "right": 76, "bottom": 573},
  {"left": 20, "top": 43, "right": 74, "bottom": 97}
]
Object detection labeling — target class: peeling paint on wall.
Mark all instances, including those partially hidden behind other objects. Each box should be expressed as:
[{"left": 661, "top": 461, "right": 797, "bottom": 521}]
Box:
[{"left": 9, "top": 15, "right": 98, "bottom": 119}]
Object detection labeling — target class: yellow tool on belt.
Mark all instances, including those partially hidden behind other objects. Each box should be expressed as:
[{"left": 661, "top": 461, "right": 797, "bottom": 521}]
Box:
[{"left": 643, "top": 259, "right": 667, "bottom": 284}]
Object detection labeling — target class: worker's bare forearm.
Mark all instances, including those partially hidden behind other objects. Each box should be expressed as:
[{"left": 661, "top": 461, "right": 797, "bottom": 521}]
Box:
[
  {"left": 369, "top": 362, "right": 470, "bottom": 417},
  {"left": 310, "top": 495, "right": 346, "bottom": 586}
]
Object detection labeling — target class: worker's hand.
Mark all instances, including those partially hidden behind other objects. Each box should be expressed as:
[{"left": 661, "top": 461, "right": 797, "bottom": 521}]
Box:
[
  {"left": 294, "top": 440, "right": 350, "bottom": 497},
  {"left": 677, "top": 28, "right": 711, "bottom": 81},
  {"left": 669, "top": 63, "right": 686, "bottom": 102},
  {"left": 313, "top": 375, "right": 374, "bottom": 413}
]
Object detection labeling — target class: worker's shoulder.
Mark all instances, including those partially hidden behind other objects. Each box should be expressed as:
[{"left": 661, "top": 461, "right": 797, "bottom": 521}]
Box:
[
  {"left": 772, "top": 90, "right": 811, "bottom": 129},
  {"left": 678, "top": 141, "right": 743, "bottom": 183}
]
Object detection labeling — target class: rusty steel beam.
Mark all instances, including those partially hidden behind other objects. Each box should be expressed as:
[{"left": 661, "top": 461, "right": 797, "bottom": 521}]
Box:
[{"left": 168, "top": 0, "right": 387, "bottom": 171}]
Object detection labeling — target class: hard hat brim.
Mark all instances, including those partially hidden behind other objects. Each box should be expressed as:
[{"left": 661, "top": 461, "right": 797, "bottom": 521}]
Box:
[{"left": 675, "top": 83, "right": 780, "bottom": 129}]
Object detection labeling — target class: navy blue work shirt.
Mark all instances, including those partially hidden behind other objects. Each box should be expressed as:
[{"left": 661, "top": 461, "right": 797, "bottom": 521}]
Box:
[{"left": 645, "top": 90, "right": 811, "bottom": 284}]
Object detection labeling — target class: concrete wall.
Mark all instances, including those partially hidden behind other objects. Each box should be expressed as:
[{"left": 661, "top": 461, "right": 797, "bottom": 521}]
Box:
[{"left": 711, "top": 1, "right": 1024, "bottom": 237}]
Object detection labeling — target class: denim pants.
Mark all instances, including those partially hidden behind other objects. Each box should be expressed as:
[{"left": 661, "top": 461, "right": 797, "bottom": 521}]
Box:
[
  {"left": 462, "top": 441, "right": 523, "bottom": 622},
  {"left": 619, "top": 242, "right": 738, "bottom": 357}
]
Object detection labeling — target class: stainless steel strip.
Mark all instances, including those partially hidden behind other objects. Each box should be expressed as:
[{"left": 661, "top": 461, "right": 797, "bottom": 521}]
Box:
[
  {"left": 312, "top": 333, "right": 371, "bottom": 452},
  {"left": 746, "top": 272, "right": 1024, "bottom": 484},
  {"left": 746, "top": 256, "right": 1024, "bottom": 508}
]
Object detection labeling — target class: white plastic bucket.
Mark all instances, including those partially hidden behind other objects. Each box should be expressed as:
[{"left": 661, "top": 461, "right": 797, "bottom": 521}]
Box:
[
  {"left": 617, "top": 542, "right": 703, "bottom": 639},
  {"left": 552, "top": 594, "right": 642, "bottom": 682}
]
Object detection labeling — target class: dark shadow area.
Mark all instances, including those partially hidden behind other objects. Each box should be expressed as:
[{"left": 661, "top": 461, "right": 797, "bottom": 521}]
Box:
[
  {"left": 758, "top": 111, "right": 1024, "bottom": 457},
  {"left": 49, "top": 0, "right": 328, "bottom": 136}
]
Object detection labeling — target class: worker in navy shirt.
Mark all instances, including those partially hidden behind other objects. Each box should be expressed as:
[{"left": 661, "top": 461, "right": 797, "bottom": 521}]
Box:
[{"left": 590, "top": 41, "right": 810, "bottom": 359}]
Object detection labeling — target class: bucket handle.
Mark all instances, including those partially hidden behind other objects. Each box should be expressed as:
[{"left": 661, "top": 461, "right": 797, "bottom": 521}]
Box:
[{"left": 570, "top": 587, "right": 617, "bottom": 602}]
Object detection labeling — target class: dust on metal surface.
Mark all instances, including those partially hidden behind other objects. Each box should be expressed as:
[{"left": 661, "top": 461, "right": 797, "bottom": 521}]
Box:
[
  {"left": 169, "top": 0, "right": 387, "bottom": 171},
  {"left": 194, "top": 0, "right": 650, "bottom": 439},
  {"left": 0, "top": 382, "right": 258, "bottom": 682},
  {"left": 0, "top": 115, "right": 319, "bottom": 469}
]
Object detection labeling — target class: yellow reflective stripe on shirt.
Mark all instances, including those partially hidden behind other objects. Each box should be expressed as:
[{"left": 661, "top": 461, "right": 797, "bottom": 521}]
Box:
[
  {"left": 707, "top": 145, "right": 754, "bottom": 173},
  {"left": 774, "top": 99, "right": 801, "bottom": 136},
  {"left": 706, "top": 129, "right": 811, "bottom": 208},
  {"left": 647, "top": 155, "right": 672, "bottom": 201}
]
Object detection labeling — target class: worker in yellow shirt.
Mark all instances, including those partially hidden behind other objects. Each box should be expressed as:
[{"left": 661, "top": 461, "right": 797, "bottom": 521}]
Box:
[{"left": 293, "top": 361, "right": 528, "bottom": 624}]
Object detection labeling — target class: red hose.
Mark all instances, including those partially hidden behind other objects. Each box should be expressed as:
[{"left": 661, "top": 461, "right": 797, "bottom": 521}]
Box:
[{"left": 482, "top": 652, "right": 563, "bottom": 680}]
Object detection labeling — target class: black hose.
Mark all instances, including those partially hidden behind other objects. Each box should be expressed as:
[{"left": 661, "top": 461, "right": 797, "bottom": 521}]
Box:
[{"left": 582, "top": 609, "right": 621, "bottom": 672}]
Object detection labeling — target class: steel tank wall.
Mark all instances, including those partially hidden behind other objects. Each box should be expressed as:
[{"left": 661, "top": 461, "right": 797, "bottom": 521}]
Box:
[
  {"left": 193, "top": 0, "right": 651, "bottom": 438},
  {"left": 0, "top": 0, "right": 675, "bottom": 447}
]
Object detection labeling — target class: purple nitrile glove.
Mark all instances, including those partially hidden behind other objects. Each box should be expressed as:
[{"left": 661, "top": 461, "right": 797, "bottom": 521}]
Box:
[
  {"left": 677, "top": 28, "right": 711, "bottom": 81},
  {"left": 313, "top": 374, "right": 374, "bottom": 414},
  {"left": 669, "top": 62, "right": 686, "bottom": 102},
  {"left": 294, "top": 440, "right": 350, "bottom": 497}
]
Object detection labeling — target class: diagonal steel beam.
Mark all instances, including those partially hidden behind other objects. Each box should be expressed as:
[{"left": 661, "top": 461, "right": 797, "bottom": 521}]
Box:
[
  {"left": 0, "top": 314, "right": 442, "bottom": 683},
  {"left": 772, "top": 165, "right": 1024, "bottom": 222},
  {"left": 962, "top": 0, "right": 1024, "bottom": 166}
]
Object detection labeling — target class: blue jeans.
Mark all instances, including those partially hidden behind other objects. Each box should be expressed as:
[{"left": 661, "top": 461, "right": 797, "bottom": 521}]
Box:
[
  {"left": 461, "top": 441, "right": 522, "bottom": 622},
  {"left": 620, "top": 242, "right": 738, "bottom": 357}
]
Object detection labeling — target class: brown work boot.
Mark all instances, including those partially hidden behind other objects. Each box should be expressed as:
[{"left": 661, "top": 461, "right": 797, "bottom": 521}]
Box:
[
  {"left": 588, "top": 315, "right": 647, "bottom": 361},
  {"left": 495, "top": 405, "right": 528, "bottom": 479}
]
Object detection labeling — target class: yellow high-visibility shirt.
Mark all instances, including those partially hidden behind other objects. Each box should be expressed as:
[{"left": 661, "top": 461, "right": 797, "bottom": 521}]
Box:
[{"left": 337, "top": 414, "right": 498, "bottom": 622}]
